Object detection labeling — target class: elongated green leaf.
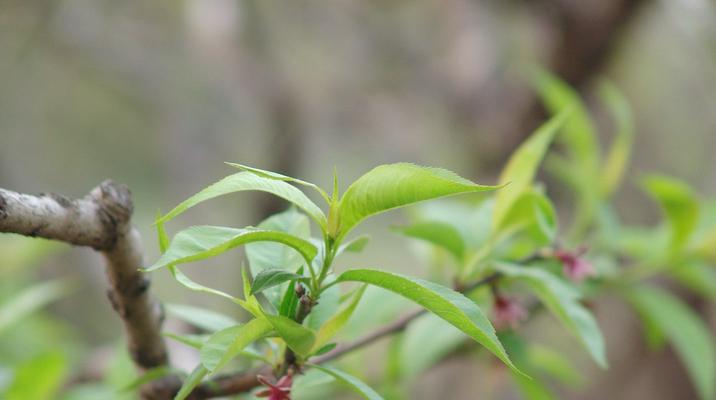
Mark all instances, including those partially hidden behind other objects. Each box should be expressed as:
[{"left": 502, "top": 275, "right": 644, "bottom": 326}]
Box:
[
  {"left": 336, "top": 268, "right": 519, "bottom": 373},
  {"left": 642, "top": 175, "right": 699, "bottom": 253},
  {"left": 164, "top": 332, "right": 207, "bottom": 349},
  {"left": 226, "top": 162, "right": 331, "bottom": 203},
  {"left": 157, "top": 171, "right": 326, "bottom": 229},
  {"left": 598, "top": 82, "right": 634, "bottom": 198},
  {"left": 533, "top": 68, "right": 600, "bottom": 235},
  {"left": 250, "top": 269, "right": 308, "bottom": 295},
  {"left": 168, "top": 266, "right": 236, "bottom": 301},
  {"left": 264, "top": 314, "right": 316, "bottom": 358},
  {"left": 145, "top": 226, "right": 317, "bottom": 272},
  {"left": 494, "top": 263, "right": 607, "bottom": 368},
  {"left": 309, "top": 364, "right": 384, "bottom": 400},
  {"left": 492, "top": 109, "right": 568, "bottom": 233},
  {"left": 627, "top": 286, "right": 716, "bottom": 400},
  {"left": 279, "top": 268, "right": 302, "bottom": 318},
  {"left": 121, "top": 366, "right": 176, "bottom": 392},
  {"left": 496, "top": 190, "right": 557, "bottom": 245},
  {"left": 164, "top": 303, "right": 238, "bottom": 332},
  {"left": 338, "top": 235, "right": 371, "bottom": 254},
  {"left": 246, "top": 208, "right": 312, "bottom": 307},
  {"left": 174, "top": 364, "right": 208, "bottom": 400},
  {"left": 313, "top": 285, "right": 367, "bottom": 352},
  {"left": 336, "top": 163, "right": 501, "bottom": 240},
  {"left": 200, "top": 318, "right": 273, "bottom": 372},
  {"left": 394, "top": 221, "right": 466, "bottom": 262},
  {"left": 5, "top": 351, "right": 66, "bottom": 400},
  {"left": 671, "top": 262, "right": 716, "bottom": 301},
  {"left": 0, "top": 280, "right": 69, "bottom": 334}
]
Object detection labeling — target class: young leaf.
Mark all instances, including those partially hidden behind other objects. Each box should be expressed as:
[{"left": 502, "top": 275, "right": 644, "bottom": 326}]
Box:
[
  {"left": 627, "top": 286, "right": 716, "bottom": 400},
  {"left": 200, "top": 318, "right": 273, "bottom": 372},
  {"left": 394, "top": 221, "right": 466, "bottom": 263},
  {"left": 164, "top": 303, "right": 239, "bottom": 332},
  {"left": 598, "top": 81, "right": 634, "bottom": 198},
  {"left": 279, "top": 271, "right": 301, "bottom": 318},
  {"left": 336, "top": 268, "right": 520, "bottom": 374},
  {"left": 250, "top": 269, "right": 308, "bottom": 296},
  {"left": 164, "top": 332, "right": 207, "bottom": 349},
  {"left": 336, "top": 163, "right": 501, "bottom": 240},
  {"left": 492, "top": 108, "right": 569, "bottom": 234},
  {"left": 156, "top": 171, "right": 327, "bottom": 230},
  {"left": 120, "top": 366, "right": 176, "bottom": 392},
  {"left": 247, "top": 208, "right": 312, "bottom": 307},
  {"left": 495, "top": 190, "right": 557, "bottom": 246},
  {"left": 225, "top": 162, "right": 331, "bottom": 204},
  {"left": 5, "top": 351, "right": 67, "bottom": 400},
  {"left": 338, "top": 234, "right": 371, "bottom": 254},
  {"left": 312, "top": 285, "right": 367, "bottom": 352},
  {"left": 0, "top": 280, "right": 69, "bottom": 335},
  {"left": 494, "top": 263, "right": 607, "bottom": 368},
  {"left": 641, "top": 175, "right": 699, "bottom": 254},
  {"left": 264, "top": 314, "right": 316, "bottom": 358},
  {"left": 174, "top": 364, "right": 208, "bottom": 400},
  {"left": 167, "top": 266, "right": 236, "bottom": 302},
  {"left": 145, "top": 226, "right": 317, "bottom": 272},
  {"left": 309, "top": 364, "right": 384, "bottom": 400}
]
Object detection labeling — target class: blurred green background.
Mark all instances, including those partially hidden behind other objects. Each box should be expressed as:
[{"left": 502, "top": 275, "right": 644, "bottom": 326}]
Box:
[{"left": 1, "top": 0, "right": 715, "bottom": 399}]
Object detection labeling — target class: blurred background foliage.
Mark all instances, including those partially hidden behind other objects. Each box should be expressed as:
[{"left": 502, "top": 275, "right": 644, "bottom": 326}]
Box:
[{"left": 1, "top": 0, "right": 715, "bottom": 399}]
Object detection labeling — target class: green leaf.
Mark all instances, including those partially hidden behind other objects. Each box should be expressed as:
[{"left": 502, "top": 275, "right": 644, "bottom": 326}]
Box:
[
  {"left": 400, "top": 313, "right": 466, "bottom": 379},
  {"left": 164, "top": 303, "right": 238, "bottom": 332},
  {"left": 338, "top": 235, "right": 371, "bottom": 254},
  {"left": 247, "top": 208, "right": 312, "bottom": 307},
  {"left": 671, "top": 262, "right": 716, "bottom": 301},
  {"left": 145, "top": 226, "right": 317, "bottom": 272},
  {"left": 496, "top": 190, "right": 557, "bottom": 245},
  {"left": 492, "top": 109, "right": 569, "bottom": 233},
  {"left": 264, "top": 314, "right": 316, "bottom": 358},
  {"left": 642, "top": 175, "right": 699, "bottom": 253},
  {"left": 226, "top": 162, "right": 331, "bottom": 204},
  {"left": 279, "top": 271, "right": 301, "bottom": 318},
  {"left": 0, "top": 280, "right": 69, "bottom": 335},
  {"left": 336, "top": 163, "right": 501, "bottom": 240},
  {"left": 167, "top": 266, "right": 236, "bottom": 301},
  {"left": 336, "top": 268, "right": 520, "bottom": 373},
  {"left": 174, "top": 364, "right": 207, "bottom": 400},
  {"left": 157, "top": 171, "right": 327, "bottom": 230},
  {"left": 394, "top": 221, "right": 466, "bottom": 262},
  {"left": 163, "top": 332, "right": 207, "bottom": 349},
  {"left": 527, "top": 345, "right": 583, "bottom": 387},
  {"left": 250, "top": 269, "right": 308, "bottom": 295},
  {"left": 305, "top": 276, "right": 340, "bottom": 331},
  {"left": 200, "top": 318, "right": 273, "bottom": 372},
  {"left": 5, "top": 351, "right": 67, "bottom": 400},
  {"left": 494, "top": 263, "right": 607, "bottom": 368},
  {"left": 598, "top": 81, "right": 634, "bottom": 198},
  {"left": 532, "top": 68, "right": 600, "bottom": 235},
  {"left": 309, "top": 364, "right": 384, "bottom": 400},
  {"left": 313, "top": 285, "right": 367, "bottom": 352},
  {"left": 120, "top": 366, "right": 175, "bottom": 392},
  {"left": 627, "top": 286, "right": 716, "bottom": 400}
]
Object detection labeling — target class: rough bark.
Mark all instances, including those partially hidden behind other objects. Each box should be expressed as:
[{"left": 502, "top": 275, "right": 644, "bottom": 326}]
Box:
[{"left": 0, "top": 181, "right": 168, "bottom": 372}]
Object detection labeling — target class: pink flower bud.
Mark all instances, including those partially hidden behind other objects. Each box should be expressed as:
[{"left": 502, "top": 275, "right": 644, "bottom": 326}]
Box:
[
  {"left": 554, "top": 247, "right": 595, "bottom": 282},
  {"left": 492, "top": 295, "right": 528, "bottom": 330},
  {"left": 256, "top": 374, "right": 293, "bottom": 400}
]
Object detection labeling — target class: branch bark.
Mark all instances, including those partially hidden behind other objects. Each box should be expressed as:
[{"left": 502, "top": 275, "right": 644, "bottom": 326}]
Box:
[{"left": 0, "top": 182, "right": 168, "bottom": 374}]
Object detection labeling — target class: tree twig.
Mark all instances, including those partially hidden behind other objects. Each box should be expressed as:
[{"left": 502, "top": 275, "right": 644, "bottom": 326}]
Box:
[
  {"left": 150, "top": 272, "right": 503, "bottom": 399},
  {"left": 0, "top": 182, "right": 168, "bottom": 381}
]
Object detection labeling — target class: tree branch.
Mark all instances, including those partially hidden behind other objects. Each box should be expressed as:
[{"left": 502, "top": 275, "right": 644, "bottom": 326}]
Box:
[
  {"left": 149, "top": 272, "right": 503, "bottom": 399},
  {"left": 0, "top": 182, "right": 168, "bottom": 375}
]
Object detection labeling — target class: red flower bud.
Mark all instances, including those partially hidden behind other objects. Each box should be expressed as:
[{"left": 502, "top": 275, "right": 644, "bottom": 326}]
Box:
[
  {"left": 553, "top": 247, "right": 595, "bottom": 282},
  {"left": 492, "top": 295, "right": 528, "bottom": 330},
  {"left": 256, "top": 374, "right": 293, "bottom": 400}
]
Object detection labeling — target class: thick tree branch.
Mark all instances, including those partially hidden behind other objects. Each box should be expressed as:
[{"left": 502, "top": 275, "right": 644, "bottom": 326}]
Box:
[{"left": 0, "top": 182, "right": 168, "bottom": 374}]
